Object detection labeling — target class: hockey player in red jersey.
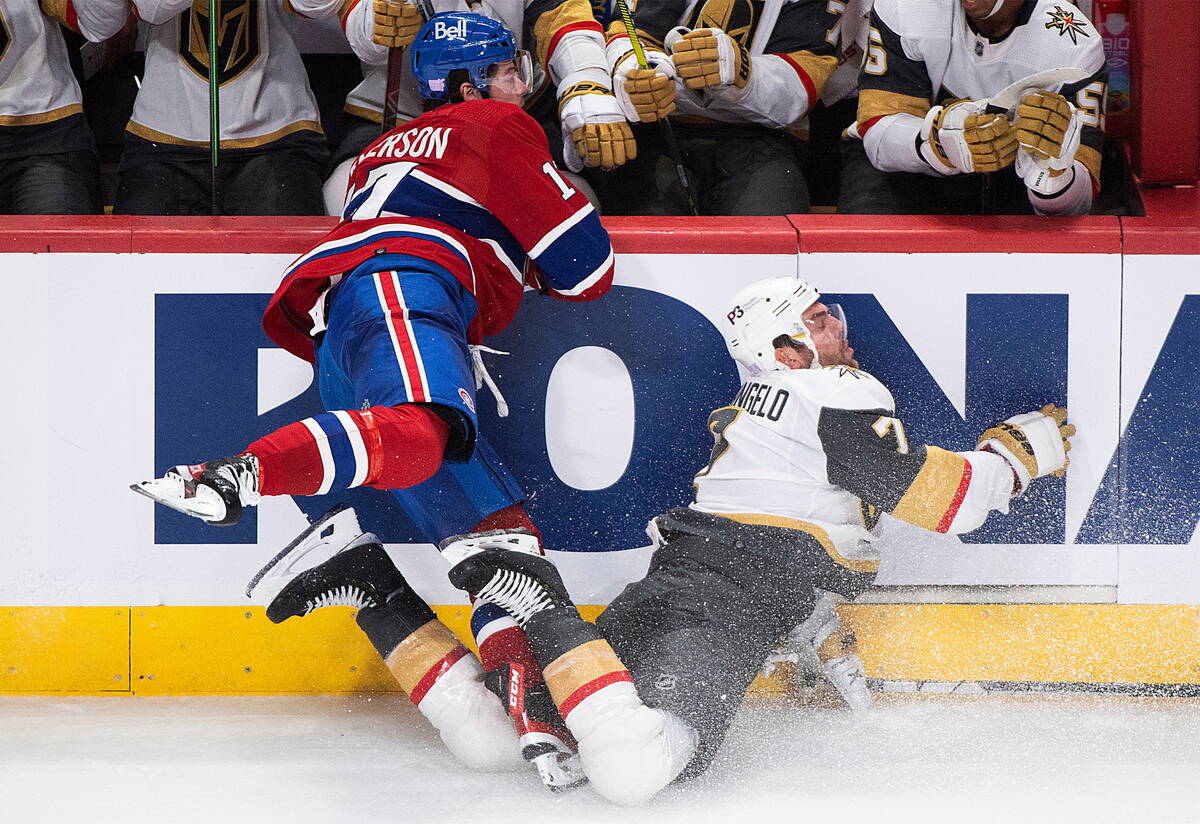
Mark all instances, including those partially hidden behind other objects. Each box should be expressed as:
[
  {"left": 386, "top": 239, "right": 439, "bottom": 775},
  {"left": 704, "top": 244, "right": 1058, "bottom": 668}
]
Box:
[
  {"left": 243, "top": 276, "right": 1075, "bottom": 804},
  {"left": 132, "top": 12, "right": 613, "bottom": 790}
]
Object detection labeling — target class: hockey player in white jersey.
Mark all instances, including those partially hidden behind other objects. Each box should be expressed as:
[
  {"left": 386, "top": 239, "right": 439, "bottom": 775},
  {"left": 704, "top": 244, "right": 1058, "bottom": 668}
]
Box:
[
  {"left": 599, "top": 0, "right": 841, "bottom": 214},
  {"left": 255, "top": 276, "right": 1074, "bottom": 805},
  {"left": 98, "top": 0, "right": 335, "bottom": 215},
  {"left": 841, "top": 0, "right": 1109, "bottom": 215},
  {"left": 0, "top": 0, "right": 129, "bottom": 213},
  {"left": 311, "top": 0, "right": 632, "bottom": 215}
]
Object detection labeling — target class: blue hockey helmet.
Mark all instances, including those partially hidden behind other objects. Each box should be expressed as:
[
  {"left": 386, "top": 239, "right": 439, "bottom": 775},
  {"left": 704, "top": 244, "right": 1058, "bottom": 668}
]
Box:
[{"left": 410, "top": 12, "right": 532, "bottom": 102}]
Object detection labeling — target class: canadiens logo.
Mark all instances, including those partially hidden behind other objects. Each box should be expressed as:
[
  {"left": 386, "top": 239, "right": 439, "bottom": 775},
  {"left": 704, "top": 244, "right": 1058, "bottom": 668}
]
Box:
[
  {"left": 459, "top": 388, "right": 475, "bottom": 413},
  {"left": 1044, "top": 5, "right": 1091, "bottom": 45}
]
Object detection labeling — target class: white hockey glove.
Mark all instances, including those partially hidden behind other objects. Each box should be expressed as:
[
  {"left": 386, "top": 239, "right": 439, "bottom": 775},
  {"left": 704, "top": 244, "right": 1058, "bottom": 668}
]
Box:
[
  {"left": 919, "top": 100, "right": 1018, "bottom": 175},
  {"left": 605, "top": 22, "right": 676, "bottom": 123},
  {"left": 558, "top": 83, "right": 636, "bottom": 172},
  {"left": 371, "top": 0, "right": 422, "bottom": 49},
  {"left": 668, "top": 27, "right": 752, "bottom": 91},
  {"left": 1014, "top": 90, "right": 1084, "bottom": 196},
  {"left": 978, "top": 404, "right": 1076, "bottom": 497}
]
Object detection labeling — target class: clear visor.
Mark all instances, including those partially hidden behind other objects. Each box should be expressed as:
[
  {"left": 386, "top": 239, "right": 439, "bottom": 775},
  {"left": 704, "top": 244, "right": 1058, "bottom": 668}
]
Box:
[
  {"left": 824, "top": 303, "right": 847, "bottom": 341},
  {"left": 485, "top": 50, "right": 533, "bottom": 98}
]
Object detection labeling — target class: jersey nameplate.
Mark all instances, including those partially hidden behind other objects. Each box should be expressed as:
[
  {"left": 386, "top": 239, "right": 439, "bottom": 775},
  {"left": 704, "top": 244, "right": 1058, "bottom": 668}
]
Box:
[{"left": 733, "top": 380, "right": 790, "bottom": 421}]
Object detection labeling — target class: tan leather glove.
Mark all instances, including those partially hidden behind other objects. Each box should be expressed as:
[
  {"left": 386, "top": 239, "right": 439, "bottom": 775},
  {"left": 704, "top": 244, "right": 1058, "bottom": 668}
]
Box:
[
  {"left": 372, "top": 0, "right": 423, "bottom": 49},
  {"left": 670, "top": 28, "right": 751, "bottom": 91}
]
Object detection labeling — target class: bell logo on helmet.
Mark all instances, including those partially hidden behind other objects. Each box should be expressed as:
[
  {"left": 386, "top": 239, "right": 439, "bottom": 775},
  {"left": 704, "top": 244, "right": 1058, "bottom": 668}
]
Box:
[{"left": 433, "top": 18, "right": 468, "bottom": 41}]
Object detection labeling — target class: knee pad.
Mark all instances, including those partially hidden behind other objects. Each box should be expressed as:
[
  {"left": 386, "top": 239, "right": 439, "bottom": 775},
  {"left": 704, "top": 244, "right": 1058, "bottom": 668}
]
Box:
[
  {"left": 415, "top": 654, "right": 525, "bottom": 772},
  {"left": 567, "top": 681, "right": 698, "bottom": 805}
]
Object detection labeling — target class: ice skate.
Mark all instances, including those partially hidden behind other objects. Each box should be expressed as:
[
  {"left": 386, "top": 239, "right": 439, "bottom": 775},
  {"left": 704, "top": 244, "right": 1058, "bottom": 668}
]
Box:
[
  {"left": 131, "top": 454, "right": 260, "bottom": 526},
  {"left": 771, "top": 590, "right": 873, "bottom": 711},
  {"left": 439, "top": 530, "right": 571, "bottom": 626},
  {"left": 246, "top": 505, "right": 408, "bottom": 624}
]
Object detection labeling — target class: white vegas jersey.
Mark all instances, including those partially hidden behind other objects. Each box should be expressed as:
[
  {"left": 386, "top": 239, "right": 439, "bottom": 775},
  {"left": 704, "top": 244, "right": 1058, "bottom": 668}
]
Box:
[
  {"left": 854, "top": 0, "right": 1108, "bottom": 183},
  {"left": 122, "top": 0, "right": 328, "bottom": 147},
  {"left": 0, "top": 0, "right": 126, "bottom": 125},
  {"left": 312, "top": 0, "right": 598, "bottom": 124},
  {"left": 692, "top": 364, "right": 1017, "bottom": 563}
]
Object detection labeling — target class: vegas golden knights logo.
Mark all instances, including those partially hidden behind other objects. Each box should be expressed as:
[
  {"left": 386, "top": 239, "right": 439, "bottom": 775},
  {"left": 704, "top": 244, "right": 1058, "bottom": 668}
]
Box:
[
  {"left": 179, "top": 1, "right": 260, "bottom": 85},
  {"left": 689, "top": 0, "right": 760, "bottom": 47},
  {"left": 0, "top": 12, "right": 11, "bottom": 64}
]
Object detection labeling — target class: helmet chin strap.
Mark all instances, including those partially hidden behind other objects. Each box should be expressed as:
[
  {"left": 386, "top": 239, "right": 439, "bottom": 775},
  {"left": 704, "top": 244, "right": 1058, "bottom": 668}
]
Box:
[{"left": 982, "top": 0, "right": 1007, "bottom": 19}]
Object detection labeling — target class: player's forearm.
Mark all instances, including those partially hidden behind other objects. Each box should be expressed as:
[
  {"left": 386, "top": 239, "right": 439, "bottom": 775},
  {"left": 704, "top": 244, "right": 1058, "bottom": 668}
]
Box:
[
  {"left": 1026, "top": 159, "right": 1094, "bottom": 216},
  {"left": 129, "top": 0, "right": 193, "bottom": 25},
  {"left": 50, "top": 0, "right": 132, "bottom": 41},
  {"left": 859, "top": 112, "right": 940, "bottom": 176},
  {"left": 338, "top": 0, "right": 389, "bottom": 65},
  {"left": 688, "top": 53, "right": 831, "bottom": 129}
]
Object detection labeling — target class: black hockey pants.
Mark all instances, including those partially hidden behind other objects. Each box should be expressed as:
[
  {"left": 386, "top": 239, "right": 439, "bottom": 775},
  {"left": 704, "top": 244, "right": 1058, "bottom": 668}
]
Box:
[{"left": 596, "top": 507, "right": 876, "bottom": 780}]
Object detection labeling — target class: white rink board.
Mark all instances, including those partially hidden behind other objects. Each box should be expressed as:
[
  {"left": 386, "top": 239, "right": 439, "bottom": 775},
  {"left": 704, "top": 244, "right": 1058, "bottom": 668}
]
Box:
[{"left": 2, "top": 247, "right": 1195, "bottom": 606}]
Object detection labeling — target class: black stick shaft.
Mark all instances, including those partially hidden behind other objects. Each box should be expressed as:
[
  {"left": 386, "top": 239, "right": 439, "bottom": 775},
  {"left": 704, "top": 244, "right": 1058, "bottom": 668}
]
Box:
[{"left": 208, "top": 0, "right": 220, "bottom": 215}]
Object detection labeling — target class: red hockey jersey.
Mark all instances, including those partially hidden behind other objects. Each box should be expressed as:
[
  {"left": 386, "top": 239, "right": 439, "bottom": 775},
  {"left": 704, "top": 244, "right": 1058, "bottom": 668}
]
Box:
[{"left": 263, "top": 100, "right": 614, "bottom": 363}]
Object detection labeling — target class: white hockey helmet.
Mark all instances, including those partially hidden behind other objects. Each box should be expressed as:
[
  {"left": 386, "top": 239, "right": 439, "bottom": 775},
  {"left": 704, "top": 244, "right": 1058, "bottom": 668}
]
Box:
[{"left": 723, "top": 277, "right": 823, "bottom": 375}]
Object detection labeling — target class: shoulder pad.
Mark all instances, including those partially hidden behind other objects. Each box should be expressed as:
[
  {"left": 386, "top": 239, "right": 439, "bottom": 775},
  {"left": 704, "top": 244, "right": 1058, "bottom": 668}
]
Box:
[
  {"left": 777, "top": 366, "right": 895, "bottom": 412},
  {"left": 874, "top": 0, "right": 951, "bottom": 41},
  {"left": 1030, "top": 1, "right": 1107, "bottom": 70}
]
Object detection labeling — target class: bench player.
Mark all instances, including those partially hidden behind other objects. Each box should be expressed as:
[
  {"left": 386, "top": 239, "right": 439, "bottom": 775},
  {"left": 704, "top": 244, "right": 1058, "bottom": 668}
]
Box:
[{"left": 841, "top": 0, "right": 1109, "bottom": 215}]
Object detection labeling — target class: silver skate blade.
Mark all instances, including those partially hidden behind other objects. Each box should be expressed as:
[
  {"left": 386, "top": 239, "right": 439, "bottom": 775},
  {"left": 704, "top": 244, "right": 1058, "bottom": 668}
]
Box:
[
  {"left": 437, "top": 529, "right": 543, "bottom": 567},
  {"left": 130, "top": 476, "right": 225, "bottom": 522},
  {"left": 530, "top": 750, "right": 588, "bottom": 793},
  {"left": 245, "top": 504, "right": 364, "bottom": 599}
]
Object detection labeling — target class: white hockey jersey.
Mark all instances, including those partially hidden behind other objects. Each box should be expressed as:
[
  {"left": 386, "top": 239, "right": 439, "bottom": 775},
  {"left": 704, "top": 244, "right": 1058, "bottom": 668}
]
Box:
[
  {"left": 120, "top": 0, "right": 328, "bottom": 147},
  {"left": 853, "top": 0, "right": 1107, "bottom": 184},
  {"left": 691, "top": 365, "right": 1016, "bottom": 569},
  {"left": 632, "top": 0, "right": 841, "bottom": 133},
  {"left": 300, "top": 0, "right": 600, "bottom": 125},
  {"left": 0, "top": 0, "right": 127, "bottom": 125}
]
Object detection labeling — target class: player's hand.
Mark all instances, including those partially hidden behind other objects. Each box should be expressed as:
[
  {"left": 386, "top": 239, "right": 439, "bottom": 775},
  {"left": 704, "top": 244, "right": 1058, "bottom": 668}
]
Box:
[
  {"left": 919, "top": 100, "right": 1017, "bottom": 175},
  {"left": 1015, "top": 91, "right": 1082, "bottom": 166},
  {"left": 606, "top": 23, "right": 676, "bottom": 123},
  {"left": 558, "top": 83, "right": 637, "bottom": 171},
  {"left": 668, "top": 27, "right": 752, "bottom": 91},
  {"left": 978, "top": 404, "right": 1075, "bottom": 496},
  {"left": 1014, "top": 91, "right": 1083, "bottom": 195},
  {"left": 372, "top": 0, "right": 422, "bottom": 49}
]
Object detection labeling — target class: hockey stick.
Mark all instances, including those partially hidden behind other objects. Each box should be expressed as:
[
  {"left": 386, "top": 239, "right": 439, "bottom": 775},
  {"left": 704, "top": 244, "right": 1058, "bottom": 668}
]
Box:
[
  {"left": 612, "top": 0, "right": 701, "bottom": 216},
  {"left": 207, "top": 0, "right": 220, "bottom": 215},
  {"left": 381, "top": 0, "right": 437, "bottom": 135},
  {"left": 982, "top": 66, "right": 1093, "bottom": 115}
]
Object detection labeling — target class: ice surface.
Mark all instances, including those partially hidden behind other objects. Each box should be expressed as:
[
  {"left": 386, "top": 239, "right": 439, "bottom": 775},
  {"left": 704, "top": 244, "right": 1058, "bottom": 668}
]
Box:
[{"left": 1, "top": 693, "right": 1197, "bottom": 823}]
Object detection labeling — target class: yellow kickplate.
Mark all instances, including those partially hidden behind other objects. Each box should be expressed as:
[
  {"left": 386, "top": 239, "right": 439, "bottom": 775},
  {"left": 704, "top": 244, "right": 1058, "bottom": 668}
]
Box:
[
  {"left": 7, "top": 604, "right": 1200, "bottom": 694},
  {"left": 842, "top": 604, "right": 1200, "bottom": 684},
  {"left": 0, "top": 607, "right": 129, "bottom": 693}
]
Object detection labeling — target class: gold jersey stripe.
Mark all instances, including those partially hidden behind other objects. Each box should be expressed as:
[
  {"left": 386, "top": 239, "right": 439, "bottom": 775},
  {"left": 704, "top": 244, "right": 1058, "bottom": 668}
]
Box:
[
  {"left": 543, "top": 638, "right": 627, "bottom": 708},
  {"left": 890, "top": 445, "right": 969, "bottom": 532},
  {"left": 125, "top": 119, "right": 323, "bottom": 149},
  {"left": 712, "top": 512, "right": 880, "bottom": 573},
  {"left": 383, "top": 619, "right": 462, "bottom": 695},
  {"left": 1077, "top": 143, "right": 1102, "bottom": 188},
  {"left": 0, "top": 104, "right": 83, "bottom": 127},
  {"left": 857, "top": 88, "right": 931, "bottom": 127},
  {"left": 531, "top": 0, "right": 600, "bottom": 70},
  {"left": 0, "top": 103, "right": 83, "bottom": 126},
  {"left": 781, "top": 50, "right": 838, "bottom": 98},
  {"left": 38, "top": 0, "right": 72, "bottom": 27}
]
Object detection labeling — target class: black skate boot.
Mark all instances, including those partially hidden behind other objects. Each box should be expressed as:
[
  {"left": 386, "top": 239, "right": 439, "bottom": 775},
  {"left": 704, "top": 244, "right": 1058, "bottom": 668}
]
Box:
[
  {"left": 439, "top": 529, "right": 573, "bottom": 627},
  {"left": 131, "top": 454, "right": 260, "bottom": 526}
]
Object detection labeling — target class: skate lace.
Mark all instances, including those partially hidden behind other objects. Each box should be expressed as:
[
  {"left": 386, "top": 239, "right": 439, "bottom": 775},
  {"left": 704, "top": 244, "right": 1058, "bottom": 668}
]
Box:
[
  {"left": 474, "top": 569, "right": 556, "bottom": 626},
  {"left": 303, "top": 585, "right": 377, "bottom": 615},
  {"left": 214, "top": 456, "right": 261, "bottom": 506}
]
